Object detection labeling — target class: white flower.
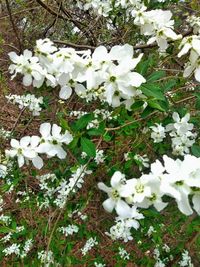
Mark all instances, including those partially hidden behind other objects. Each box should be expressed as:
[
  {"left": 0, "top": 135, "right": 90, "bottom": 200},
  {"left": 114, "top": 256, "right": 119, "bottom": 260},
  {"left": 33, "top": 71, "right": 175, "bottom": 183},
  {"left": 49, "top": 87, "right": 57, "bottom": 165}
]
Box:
[
  {"left": 38, "top": 250, "right": 55, "bottom": 266},
  {"left": 179, "top": 250, "right": 193, "bottom": 267},
  {"left": 0, "top": 164, "right": 7, "bottom": 178},
  {"left": 94, "top": 262, "right": 106, "bottom": 267},
  {"left": 150, "top": 123, "right": 166, "bottom": 143},
  {"left": 165, "top": 112, "right": 196, "bottom": 156},
  {"left": 54, "top": 165, "right": 91, "bottom": 208},
  {"left": 133, "top": 9, "right": 181, "bottom": 52},
  {"left": 98, "top": 171, "right": 131, "bottom": 217},
  {"left": 124, "top": 176, "right": 152, "bottom": 204},
  {"left": 81, "top": 237, "right": 98, "bottom": 256},
  {"left": 8, "top": 49, "right": 45, "bottom": 87},
  {"left": 38, "top": 123, "right": 73, "bottom": 159},
  {"left": 178, "top": 36, "right": 200, "bottom": 58},
  {"left": 134, "top": 154, "right": 149, "bottom": 170},
  {"left": 94, "top": 149, "right": 105, "bottom": 164},
  {"left": 58, "top": 224, "right": 79, "bottom": 237},
  {"left": 0, "top": 215, "right": 12, "bottom": 225},
  {"left": 3, "top": 243, "right": 20, "bottom": 256},
  {"left": 21, "top": 239, "right": 33, "bottom": 258},
  {"left": 118, "top": 247, "right": 130, "bottom": 260},
  {"left": 6, "top": 137, "right": 34, "bottom": 167},
  {"left": 147, "top": 226, "right": 156, "bottom": 237},
  {"left": 6, "top": 94, "right": 44, "bottom": 116}
]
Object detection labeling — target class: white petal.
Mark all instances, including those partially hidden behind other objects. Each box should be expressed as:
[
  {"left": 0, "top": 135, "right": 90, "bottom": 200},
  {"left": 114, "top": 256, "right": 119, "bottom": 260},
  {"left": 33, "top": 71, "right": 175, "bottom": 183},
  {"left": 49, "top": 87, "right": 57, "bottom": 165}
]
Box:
[
  {"left": 59, "top": 86, "right": 72, "bottom": 100},
  {"left": 177, "top": 194, "right": 193, "bottom": 216},
  {"left": 23, "top": 149, "right": 37, "bottom": 159},
  {"left": 30, "top": 136, "right": 40, "bottom": 148},
  {"left": 18, "top": 155, "right": 25, "bottom": 167},
  {"left": 154, "top": 200, "right": 168, "bottom": 211},
  {"left": 102, "top": 198, "right": 115, "bottom": 213},
  {"left": 20, "top": 136, "right": 31, "bottom": 147},
  {"left": 40, "top": 123, "right": 51, "bottom": 138},
  {"left": 11, "top": 139, "right": 20, "bottom": 149},
  {"left": 194, "top": 67, "right": 200, "bottom": 82},
  {"left": 192, "top": 194, "right": 200, "bottom": 215},
  {"left": 98, "top": 182, "right": 111, "bottom": 194},
  {"left": 32, "top": 156, "right": 43, "bottom": 169},
  {"left": 52, "top": 124, "right": 61, "bottom": 138},
  {"left": 23, "top": 74, "right": 32, "bottom": 86},
  {"left": 111, "top": 171, "right": 124, "bottom": 187},
  {"left": 116, "top": 199, "right": 131, "bottom": 218}
]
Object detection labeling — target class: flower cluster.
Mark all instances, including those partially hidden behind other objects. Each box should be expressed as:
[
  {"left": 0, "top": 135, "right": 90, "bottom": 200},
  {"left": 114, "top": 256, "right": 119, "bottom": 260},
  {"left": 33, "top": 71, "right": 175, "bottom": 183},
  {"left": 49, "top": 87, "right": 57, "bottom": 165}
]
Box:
[
  {"left": 77, "top": 0, "right": 143, "bottom": 18},
  {"left": 106, "top": 212, "right": 143, "bottom": 242},
  {"left": 133, "top": 8, "right": 181, "bottom": 52},
  {"left": 118, "top": 247, "right": 130, "bottom": 260},
  {"left": 2, "top": 239, "right": 33, "bottom": 259},
  {"left": 58, "top": 224, "right": 79, "bottom": 237},
  {"left": 99, "top": 154, "right": 200, "bottom": 241},
  {"left": 150, "top": 123, "right": 166, "bottom": 143},
  {"left": 70, "top": 108, "right": 118, "bottom": 130},
  {"left": 38, "top": 250, "right": 55, "bottom": 267},
  {"left": 94, "top": 262, "right": 106, "bottom": 267},
  {"left": 54, "top": 166, "right": 92, "bottom": 208},
  {"left": 0, "top": 127, "right": 11, "bottom": 139},
  {"left": 6, "top": 93, "right": 43, "bottom": 116},
  {"left": 153, "top": 244, "right": 173, "bottom": 267},
  {"left": 81, "top": 237, "right": 98, "bottom": 256},
  {"left": 133, "top": 154, "right": 149, "bottom": 170},
  {"left": 150, "top": 112, "right": 196, "bottom": 155},
  {"left": 0, "top": 163, "right": 7, "bottom": 178},
  {"left": 5, "top": 123, "right": 73, "bottom": 169},
  {"left": 9, "top": 39, "right": 146, "bottom": 109},
  {"left": 187, "top": 15, "right": 200, "bottom": 35},
  {"left": 179, "top": 250, "right": 193, "bottom": 267}
]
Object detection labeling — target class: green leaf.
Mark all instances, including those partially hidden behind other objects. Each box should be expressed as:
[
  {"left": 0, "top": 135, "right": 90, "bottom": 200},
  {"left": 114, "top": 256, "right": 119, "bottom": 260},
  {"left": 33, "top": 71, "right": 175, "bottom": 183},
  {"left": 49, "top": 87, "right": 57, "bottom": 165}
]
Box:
[
  {"left": 148, "top": 99, "right": 168, "bottom": 112},
  {"left": 141, "top": 106, "right": 155, "bottom": 118},
  {"left": 0, "top": 226, "right": 11, "bottom": 233},
  {"left": 72, "top": 113, "right": 94, "bottom": 131},
  {"left": 130, "top": 100, "right": 144, "bottom": 111},
  {"left": 59, "top": 118, "right": 70, "bottom": 131},
  {"left": 68, "top": 136, "right": 79, "bottom": 150},
  {"left": 191, "top": 145, "right": 200, "bottom": 157},
  {"left": 80, "top": 137, "right": 96, "bottom": 157},
  {"left": 162, "top": 79, "right": 177, "bottom": 92},
  {"left": 140, "top": 84, "right": 165, "bottom": 101},
  {"left": 147, "top": 70, "right": 166, "bottom": 82},
  {"left": 136, "top": 56, "right": 154, "bottom": 76},
  {"left": 88, "top": 128, "right": 104, "bottom": 136}
]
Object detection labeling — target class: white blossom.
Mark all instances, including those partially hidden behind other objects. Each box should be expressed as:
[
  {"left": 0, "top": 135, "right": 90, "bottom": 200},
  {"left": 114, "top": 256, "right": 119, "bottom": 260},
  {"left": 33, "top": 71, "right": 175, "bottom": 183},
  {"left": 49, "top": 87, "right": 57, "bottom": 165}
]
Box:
[{"left": 81, "top": 237, "right": 98, "bottom": 256}]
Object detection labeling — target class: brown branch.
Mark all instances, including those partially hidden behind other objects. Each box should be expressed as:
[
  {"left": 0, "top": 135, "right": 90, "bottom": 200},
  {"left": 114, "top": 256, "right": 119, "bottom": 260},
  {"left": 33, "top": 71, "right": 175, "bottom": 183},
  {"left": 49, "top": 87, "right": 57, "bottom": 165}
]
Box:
[
  {"left": 53, "top": 28, "right": 193, "bottom": 52},
  {"left": 0, "top": 6, "right": 40, "bottom": 20},
  {"left": 5, "top": 0, "right": 22, "bottom": 52},
  {"left": 53, "top": 40, "right": 96, "bottom": 50},
  {"left": 35, "top": 0, "right": 65, "bottom": 19}
]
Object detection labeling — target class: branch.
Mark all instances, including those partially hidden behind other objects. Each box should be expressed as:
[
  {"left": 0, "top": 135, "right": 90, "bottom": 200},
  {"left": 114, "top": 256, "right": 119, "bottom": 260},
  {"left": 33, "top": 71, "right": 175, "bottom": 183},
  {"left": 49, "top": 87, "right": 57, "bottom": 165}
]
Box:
[
  {"left": 35, "top": 0, "right": 65, "bottom": 19},
  {"left": 53, "top": 40, "right": 96, "bottom": 50},
  {"left": 5, "top": 0, "right": 22, "bottom": 52}
]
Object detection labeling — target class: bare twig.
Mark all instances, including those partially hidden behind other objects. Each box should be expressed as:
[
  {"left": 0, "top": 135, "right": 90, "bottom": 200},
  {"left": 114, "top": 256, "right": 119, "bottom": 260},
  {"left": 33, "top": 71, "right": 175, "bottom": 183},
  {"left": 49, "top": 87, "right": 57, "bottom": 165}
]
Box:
[
  {"left": 53, "top": 39, "right": 95, "bottom": 50},
  {"left": 5, "top": 0, "right": 22, "bottom": 52},
  {"left": 11, "top": 107, "right": 26, "bottom": 134}
]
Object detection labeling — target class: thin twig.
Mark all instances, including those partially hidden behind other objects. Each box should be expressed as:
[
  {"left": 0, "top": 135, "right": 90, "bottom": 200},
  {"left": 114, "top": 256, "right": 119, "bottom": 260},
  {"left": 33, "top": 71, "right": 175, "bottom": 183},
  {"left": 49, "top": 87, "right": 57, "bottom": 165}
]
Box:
[
  {"left": 105, "top": 111, "right": 158, "bottom": 131},
  {"left": 5, "top": 0, "right": 22, "bottom": 52},
  {"left": 11, "top": 107, "right": 26, "bottom": 134},
  {"left": 53, "top": 40, "right": 96, "bottom": 50}
]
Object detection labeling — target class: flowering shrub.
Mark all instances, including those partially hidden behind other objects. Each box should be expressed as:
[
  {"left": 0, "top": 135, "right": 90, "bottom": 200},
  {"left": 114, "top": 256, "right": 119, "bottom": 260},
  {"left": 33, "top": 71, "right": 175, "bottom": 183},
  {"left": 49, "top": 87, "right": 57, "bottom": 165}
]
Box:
[{"left": 1, "top": 0, "right": 200, "bottom": 266}]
